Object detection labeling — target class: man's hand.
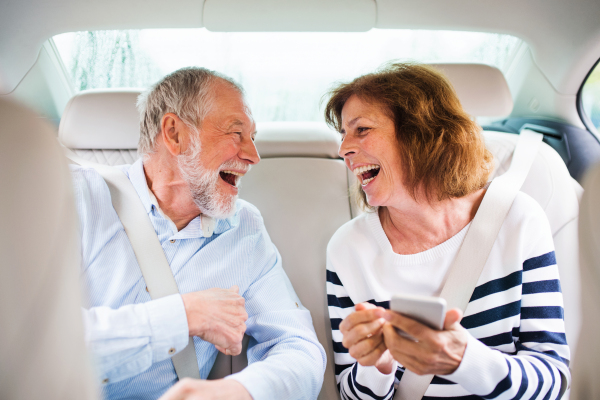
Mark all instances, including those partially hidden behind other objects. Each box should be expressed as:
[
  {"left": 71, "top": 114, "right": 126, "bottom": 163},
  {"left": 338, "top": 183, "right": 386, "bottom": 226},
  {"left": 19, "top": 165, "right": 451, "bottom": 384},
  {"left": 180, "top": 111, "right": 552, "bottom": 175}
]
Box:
[
  {"left": 181, "top": 286, "right": 247, "bottom": 356},
  {"left": 382, "top": 308, "right": 468, "bottom": 376},
  {"left": 339, "top": 303, "right": 395, "bottom": 374},
  {"left": 159, "top": 378, "right": 252, "bottom": 400}
]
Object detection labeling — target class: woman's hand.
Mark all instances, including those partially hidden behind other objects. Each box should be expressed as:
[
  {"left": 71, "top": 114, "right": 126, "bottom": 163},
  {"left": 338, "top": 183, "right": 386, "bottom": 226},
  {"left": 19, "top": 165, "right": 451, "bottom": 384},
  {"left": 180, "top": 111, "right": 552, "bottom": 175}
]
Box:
[
  {"left": 382, "top": 308, "right": 468, "bottom": 376},
  {"left": 339, "top": 303, "right": 395, "bottom": 374}
]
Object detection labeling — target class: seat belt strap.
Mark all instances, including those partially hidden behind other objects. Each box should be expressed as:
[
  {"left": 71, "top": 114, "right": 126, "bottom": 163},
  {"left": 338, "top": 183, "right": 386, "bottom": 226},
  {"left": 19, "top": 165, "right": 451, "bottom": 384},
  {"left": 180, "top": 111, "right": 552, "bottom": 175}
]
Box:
[
  {"left": 65, "top": 150, "right": 201, "bottom": 380},
  {"left": 394, "top": 130, "right": 544, "bottom": 400}
]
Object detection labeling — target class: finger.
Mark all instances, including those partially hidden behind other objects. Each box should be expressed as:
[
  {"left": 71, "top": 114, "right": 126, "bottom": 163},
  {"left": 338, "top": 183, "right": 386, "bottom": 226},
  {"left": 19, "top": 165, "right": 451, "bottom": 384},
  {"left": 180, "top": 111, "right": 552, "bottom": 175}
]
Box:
[
  {"left": 339, "top": 308, "right": 386, "bottom": 332},
  {"left": 215, "top": 344, "right": 227, "bottom": 354},
  {"left": 229, "top": 285, "right": 239, "bottom": 293},
  {"left": 227, "top": 342, "right": 242, "bottom": 356},
  {"left": 355, "top": 302, "right": 376, "bottom": 311},
  {"left": 350, "top": 333, "right": 384, "bottom": 361},
  {"left": 342, "top": 318, "right": 386, "bottom": 348},
  {"left": 443, "top": 308, "right": 463, "bottom": 330},
  {"left": 383, "top": 310, "right": 433, "bottom": 341},
  {"left": 356, "top": 340, "right": 387, "bottom": 367},
  {"left": 382, "top": 323, "right": 421, "bottom": 358},
  {"left": 159, "top": 378, "right": 195, "bottom": 400}
]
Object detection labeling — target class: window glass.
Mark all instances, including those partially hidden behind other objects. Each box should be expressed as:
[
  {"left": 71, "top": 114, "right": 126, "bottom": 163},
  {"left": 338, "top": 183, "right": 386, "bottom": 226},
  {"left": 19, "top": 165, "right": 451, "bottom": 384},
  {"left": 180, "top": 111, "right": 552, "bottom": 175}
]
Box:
[
  {"left": 581, "top": 61, "right": 600, "bottom": 131},
  {"left": 53, "top": 29, "right": 521, "bottom": 122}
]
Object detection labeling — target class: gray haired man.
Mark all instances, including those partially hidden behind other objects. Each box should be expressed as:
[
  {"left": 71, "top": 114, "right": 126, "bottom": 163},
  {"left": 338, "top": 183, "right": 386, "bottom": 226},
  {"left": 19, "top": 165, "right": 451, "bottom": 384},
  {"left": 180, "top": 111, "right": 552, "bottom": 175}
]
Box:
[{"left": 75, "top": 68, "right": 326, "bottom": 399}]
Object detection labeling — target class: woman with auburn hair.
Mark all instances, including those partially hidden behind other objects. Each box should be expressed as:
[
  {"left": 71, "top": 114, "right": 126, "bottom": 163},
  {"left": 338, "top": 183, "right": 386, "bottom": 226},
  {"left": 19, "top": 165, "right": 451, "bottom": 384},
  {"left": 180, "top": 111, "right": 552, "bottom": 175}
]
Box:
[{"left": 325, "top": 63, "right": 570, "bottom": 399}]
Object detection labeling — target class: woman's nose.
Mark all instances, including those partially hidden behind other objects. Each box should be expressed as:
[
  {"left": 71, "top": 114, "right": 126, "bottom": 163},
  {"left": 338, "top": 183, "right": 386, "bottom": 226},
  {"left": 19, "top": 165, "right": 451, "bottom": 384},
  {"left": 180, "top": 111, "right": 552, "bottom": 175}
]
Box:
[{"left": 338, "top": 136, "right": 356, "bottom": 159}]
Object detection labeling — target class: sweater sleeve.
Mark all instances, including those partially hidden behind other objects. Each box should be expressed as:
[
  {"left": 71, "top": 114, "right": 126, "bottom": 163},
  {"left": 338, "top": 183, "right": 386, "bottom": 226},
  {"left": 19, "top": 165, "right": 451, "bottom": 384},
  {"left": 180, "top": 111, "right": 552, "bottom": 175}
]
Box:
[
  {"left": 442, "top": 217, "right": 571, "bottom": 399},
  {"left": 327, "top": 258, "right": 397, "bottom": 400}
]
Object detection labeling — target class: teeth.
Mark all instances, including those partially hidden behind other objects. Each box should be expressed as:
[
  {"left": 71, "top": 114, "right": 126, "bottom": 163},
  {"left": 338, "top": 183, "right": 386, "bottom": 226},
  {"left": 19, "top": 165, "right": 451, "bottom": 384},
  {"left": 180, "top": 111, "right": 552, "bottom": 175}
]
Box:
[
  {"left": 362, "top": 176, "right": 375, "bottom": 186},
  {"left": 353, "top": 164, "right": 380, "bottom": 176},
  {"left": 222, "top": 170, "right": 244, "bottom": 177}
]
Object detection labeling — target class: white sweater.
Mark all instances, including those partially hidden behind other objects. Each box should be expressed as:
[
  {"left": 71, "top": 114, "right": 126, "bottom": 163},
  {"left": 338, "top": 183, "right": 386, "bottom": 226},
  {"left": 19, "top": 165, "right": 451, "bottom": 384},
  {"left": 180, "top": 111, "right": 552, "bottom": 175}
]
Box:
[{"left": 326, "top": 192, "right": 570, "bottom": 400}]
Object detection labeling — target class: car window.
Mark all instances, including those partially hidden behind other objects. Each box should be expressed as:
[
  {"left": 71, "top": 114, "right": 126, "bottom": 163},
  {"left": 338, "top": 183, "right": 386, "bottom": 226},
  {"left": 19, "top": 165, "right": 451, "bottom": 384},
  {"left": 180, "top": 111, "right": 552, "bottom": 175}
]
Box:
[
  {"left": 581, "top": 61, "right": 600, "bottom": 131},
  {"left": 53, "top": 29, "right": 521, "bottom": 122}
]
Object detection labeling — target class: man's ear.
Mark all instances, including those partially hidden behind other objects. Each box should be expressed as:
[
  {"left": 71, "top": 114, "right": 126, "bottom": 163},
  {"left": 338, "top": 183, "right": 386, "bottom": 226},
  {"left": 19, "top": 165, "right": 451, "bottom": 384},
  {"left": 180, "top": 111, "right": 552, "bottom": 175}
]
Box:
[{"left": 160, "top": 113, "right": 185, "bottom": 156}]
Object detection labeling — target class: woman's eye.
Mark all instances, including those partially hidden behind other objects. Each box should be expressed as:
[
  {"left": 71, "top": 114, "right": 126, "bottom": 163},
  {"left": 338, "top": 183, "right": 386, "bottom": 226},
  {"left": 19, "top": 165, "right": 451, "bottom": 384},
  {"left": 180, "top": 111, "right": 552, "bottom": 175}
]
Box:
[{"left": 357, "top": 127, "right": 370, "bottom": 134}]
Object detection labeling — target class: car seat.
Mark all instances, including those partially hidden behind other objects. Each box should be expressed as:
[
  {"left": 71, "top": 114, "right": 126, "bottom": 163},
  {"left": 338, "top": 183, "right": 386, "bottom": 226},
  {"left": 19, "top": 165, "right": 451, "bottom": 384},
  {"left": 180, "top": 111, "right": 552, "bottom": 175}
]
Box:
[{"left": 0, "top": 98, "right": 97, "bottom": 400}]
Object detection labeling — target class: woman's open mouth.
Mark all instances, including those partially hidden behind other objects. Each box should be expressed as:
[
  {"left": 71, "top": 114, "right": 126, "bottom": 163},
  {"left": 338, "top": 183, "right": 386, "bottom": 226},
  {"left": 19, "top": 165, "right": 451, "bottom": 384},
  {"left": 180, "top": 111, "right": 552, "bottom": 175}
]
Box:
[
  {"left": 219, "top": 170, "right": 243, "bottom": 187},
  {"left": 353, "top": 164, "right": 381, "bottom": 187}
]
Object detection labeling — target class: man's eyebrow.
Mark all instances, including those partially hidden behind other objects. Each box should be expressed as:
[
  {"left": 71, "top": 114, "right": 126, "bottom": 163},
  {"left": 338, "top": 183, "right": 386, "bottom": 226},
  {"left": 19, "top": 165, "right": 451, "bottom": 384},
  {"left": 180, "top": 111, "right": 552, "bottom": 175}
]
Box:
[{"left": 226, "top": 119, "right": 245, "bottom": 129}]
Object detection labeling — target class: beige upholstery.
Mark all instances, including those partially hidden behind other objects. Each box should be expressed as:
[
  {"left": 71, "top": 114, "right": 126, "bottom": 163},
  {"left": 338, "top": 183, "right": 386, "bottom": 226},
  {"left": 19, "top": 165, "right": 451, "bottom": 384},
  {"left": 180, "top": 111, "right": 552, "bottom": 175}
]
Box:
[
  {"left": 59, "top": 89, "right": 140, "bottom": 165},
  {"left": 432, "top": 63, "right": 514, "bottom": 117},
  {"left": 571, "top": 162, "right": 600, "bottom": 399},
  {"left": 0, "top": 99, "right": 97, "bottom": 400},
  {"left": 485, "top": 131, "right": 582, "bottom": 351}
]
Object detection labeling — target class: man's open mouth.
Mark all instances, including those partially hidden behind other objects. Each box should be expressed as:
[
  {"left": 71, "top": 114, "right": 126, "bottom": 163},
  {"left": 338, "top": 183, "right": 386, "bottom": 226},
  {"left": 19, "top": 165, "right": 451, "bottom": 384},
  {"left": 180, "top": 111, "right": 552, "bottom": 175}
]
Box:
[
  {"left": 219, "top": 170, "right": 244, "bottom": 187},
  {"left": 353, "top": 164, "right": 381, "bottom": 186}
]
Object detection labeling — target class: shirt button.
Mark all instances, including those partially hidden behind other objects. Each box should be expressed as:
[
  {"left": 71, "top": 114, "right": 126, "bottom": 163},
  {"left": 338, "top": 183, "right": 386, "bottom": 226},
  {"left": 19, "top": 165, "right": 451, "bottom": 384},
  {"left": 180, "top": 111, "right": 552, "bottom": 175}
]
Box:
[
  {"left": 102, "top": 378, "right": 109, "bottom": 384},
  {"left": 168, "top": 347, "right": 176, "bottom": 355},
  {"left": 170, "top": 239, "right": 176, "bottom": 243},
  {"left": 295, "top": 302, "right": 299, "bottom": 308}
]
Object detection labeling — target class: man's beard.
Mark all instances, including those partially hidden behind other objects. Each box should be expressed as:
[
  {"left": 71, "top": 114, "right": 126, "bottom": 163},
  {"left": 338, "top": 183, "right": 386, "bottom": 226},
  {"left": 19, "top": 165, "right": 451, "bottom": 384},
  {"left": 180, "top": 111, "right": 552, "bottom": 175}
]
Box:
[{"left": 177, "top": 135, "right": 249, "bottom": 219}]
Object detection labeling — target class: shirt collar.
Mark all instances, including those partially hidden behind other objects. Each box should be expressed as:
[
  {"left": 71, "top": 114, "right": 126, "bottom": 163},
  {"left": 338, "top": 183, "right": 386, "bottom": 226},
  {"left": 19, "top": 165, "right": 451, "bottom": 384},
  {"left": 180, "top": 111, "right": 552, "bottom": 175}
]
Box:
[{"left": 127, "top": 158, "right": 233, "bottom": 239}]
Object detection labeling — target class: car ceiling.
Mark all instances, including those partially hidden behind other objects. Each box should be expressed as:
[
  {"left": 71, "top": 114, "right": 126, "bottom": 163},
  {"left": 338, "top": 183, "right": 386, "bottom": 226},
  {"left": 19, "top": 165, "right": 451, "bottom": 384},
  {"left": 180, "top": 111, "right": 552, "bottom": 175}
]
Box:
[{"left": 1, "top": 0, "right": 600, "bottom": 97}]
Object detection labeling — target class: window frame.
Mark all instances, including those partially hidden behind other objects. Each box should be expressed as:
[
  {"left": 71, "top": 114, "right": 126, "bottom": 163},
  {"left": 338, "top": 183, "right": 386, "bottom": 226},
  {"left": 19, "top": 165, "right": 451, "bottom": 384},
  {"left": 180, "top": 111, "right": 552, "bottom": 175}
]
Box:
[{"left": 577, "top": 56, "right": 600, "bottom": 135}]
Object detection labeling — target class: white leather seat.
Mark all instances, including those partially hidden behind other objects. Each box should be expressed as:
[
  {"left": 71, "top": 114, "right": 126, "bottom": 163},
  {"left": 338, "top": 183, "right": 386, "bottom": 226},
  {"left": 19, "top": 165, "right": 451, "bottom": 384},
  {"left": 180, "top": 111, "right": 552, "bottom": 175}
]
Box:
[
  {"left": 571, "top": 162, "right": 600, "bottom": 399},
  {"left": 485, "top": 131, "right": 582, "bottom": 351},
  {"left": 57, "top": 64, "right": 582, "bottom": 399},
  {"left": 59, "top": 89, "right": 141, "bottom": 165},
  {"left": 0, "top": 99, "right": 97, "bottom": 400}
]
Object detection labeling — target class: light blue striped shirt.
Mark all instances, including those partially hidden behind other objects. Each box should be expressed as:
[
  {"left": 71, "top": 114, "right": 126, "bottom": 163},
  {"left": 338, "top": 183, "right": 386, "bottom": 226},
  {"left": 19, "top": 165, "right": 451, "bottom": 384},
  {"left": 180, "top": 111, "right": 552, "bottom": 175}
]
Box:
[{"left": 73, "top": 159, "right": 326, "bottom": 400}]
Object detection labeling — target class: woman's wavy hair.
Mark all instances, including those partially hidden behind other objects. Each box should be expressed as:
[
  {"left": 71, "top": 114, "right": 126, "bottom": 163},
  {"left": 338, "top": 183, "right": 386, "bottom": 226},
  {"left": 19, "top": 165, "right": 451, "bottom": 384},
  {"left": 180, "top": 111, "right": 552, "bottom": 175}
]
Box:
[{"left": 324, "top": 62, "right": 493, "bottom": 210}]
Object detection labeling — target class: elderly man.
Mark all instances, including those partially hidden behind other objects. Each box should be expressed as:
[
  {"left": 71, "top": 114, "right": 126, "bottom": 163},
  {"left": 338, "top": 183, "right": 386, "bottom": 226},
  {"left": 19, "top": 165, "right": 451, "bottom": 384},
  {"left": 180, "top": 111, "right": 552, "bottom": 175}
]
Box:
[{"left": 74, "top": 67, "right": 326, "bottom": 399}]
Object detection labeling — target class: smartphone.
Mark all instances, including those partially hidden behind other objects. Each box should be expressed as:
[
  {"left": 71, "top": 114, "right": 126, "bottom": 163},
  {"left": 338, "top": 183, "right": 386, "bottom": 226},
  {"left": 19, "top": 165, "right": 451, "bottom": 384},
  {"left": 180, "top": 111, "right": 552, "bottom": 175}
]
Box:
[{"left": 390, "top": 294, "right": 447, "bottom": 334}]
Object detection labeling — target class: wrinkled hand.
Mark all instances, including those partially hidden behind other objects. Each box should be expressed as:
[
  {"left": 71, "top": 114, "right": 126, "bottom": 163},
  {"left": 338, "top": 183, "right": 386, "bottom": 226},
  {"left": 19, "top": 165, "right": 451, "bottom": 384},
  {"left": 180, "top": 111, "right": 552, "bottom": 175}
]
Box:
[
  {"left": 158, "top": 378, "right": 252, "bottom": 400},
  {"left": 339, "top": 303, "right": 395, "bottom": 374},
  {"left": 382, "top": 308, "right": 468, "bottom": 376},
  {"left": 181, "top": 286, "right": 247, "bottom": 356}
]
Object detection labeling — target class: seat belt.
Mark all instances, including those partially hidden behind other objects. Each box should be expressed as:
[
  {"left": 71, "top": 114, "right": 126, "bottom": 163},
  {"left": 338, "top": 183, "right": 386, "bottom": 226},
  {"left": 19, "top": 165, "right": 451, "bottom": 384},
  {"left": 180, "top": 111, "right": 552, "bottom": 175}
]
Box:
[
  {"left": 65, "top": 149, "right": 201, "bottom": 380},
  {"left": 394, "top": 129, "right": 544, "bottom": 400}
]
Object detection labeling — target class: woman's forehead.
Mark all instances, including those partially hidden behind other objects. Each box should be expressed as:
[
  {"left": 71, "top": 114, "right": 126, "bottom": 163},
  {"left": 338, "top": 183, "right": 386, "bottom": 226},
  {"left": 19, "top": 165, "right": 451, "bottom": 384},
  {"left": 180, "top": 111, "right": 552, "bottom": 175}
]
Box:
[{"left": 341, "top": 96, "right": 389, "bottom": 127}]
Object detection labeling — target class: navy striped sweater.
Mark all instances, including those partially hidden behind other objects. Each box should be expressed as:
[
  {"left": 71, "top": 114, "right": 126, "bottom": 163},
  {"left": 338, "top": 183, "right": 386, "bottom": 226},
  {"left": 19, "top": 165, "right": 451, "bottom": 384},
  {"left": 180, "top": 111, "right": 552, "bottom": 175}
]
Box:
[{"left": 326, "top": 193, "right": 570, "bottom": 399}]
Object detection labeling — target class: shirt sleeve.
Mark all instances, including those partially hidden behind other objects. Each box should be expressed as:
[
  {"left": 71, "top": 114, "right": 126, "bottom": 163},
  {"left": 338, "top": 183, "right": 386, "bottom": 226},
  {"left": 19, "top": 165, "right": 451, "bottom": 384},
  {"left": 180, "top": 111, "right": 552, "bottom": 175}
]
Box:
[
  {"left": 82, "top": 293, "right": 189, "bottom": 384},
  {"left": 225, "top": 222, "right": 327, "bottom": 400},
  {"left": 326, "top": 255, "right": 397, "bottom": 400}
]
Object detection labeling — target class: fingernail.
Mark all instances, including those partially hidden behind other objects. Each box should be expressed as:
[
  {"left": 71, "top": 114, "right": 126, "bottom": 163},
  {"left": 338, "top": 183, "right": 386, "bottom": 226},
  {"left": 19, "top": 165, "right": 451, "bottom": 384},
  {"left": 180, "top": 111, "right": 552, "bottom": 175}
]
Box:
[
  {"left": 383, "top": 312, "right": 392, "bottom": 321},
  {"left": 378, "top": 318, "right": 386, "bottom": 325}
]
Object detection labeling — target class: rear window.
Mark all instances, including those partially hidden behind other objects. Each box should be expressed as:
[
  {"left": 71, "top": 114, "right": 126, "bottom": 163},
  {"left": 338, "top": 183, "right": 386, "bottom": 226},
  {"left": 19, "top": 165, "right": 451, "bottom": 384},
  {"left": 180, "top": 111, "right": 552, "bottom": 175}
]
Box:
[
  {"left": 581, "top": 61, "right": 600, "bottom": 131},
  {"left": 53, "top": 29, "right": 521, "bottom": 122}
]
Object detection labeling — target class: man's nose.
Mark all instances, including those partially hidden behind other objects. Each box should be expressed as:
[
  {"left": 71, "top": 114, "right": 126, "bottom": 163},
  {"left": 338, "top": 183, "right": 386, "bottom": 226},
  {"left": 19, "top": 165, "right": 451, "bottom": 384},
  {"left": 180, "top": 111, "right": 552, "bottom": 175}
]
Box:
[{"left": 240, "top": 136, "right": 260, "bottom": 165}]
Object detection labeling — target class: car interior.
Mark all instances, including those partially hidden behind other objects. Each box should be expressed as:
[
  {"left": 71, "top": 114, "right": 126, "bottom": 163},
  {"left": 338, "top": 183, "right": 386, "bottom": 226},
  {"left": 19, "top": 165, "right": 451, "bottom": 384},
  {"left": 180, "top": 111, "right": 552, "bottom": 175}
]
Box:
[{"left": 2, "top": 0, "right": 600, "bottom": 399}]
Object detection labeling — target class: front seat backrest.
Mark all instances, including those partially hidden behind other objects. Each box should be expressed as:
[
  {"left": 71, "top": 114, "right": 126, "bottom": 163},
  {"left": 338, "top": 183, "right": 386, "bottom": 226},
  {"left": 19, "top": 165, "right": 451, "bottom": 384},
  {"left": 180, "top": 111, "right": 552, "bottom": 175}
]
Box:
[
  {"left": 571, "top": 162, "right": 600, "bottom": 399},
  {"left": 0, "top": 99, "right": 97, "bottom": 400}
]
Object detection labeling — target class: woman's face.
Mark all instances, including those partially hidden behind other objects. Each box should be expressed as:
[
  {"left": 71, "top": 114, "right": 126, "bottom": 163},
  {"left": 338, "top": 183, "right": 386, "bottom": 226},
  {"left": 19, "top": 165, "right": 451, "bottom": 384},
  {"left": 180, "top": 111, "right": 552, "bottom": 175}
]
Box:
[{"left": 339, "top": 95, "right": 408, "bottom": 208}]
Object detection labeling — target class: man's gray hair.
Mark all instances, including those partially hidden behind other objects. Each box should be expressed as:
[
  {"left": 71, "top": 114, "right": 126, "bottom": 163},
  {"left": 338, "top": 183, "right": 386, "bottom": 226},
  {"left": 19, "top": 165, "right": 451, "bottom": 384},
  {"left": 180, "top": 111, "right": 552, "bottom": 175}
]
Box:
[{"left": 137, "top": 67, "right": 244, "bottom": 155}]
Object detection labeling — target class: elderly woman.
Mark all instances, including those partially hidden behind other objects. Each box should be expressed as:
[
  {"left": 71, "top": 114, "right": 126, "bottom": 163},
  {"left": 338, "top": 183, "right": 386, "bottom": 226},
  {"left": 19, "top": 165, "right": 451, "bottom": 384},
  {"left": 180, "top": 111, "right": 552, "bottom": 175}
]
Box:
[{"left": 325, "top": 63, "right": 570, "bottom": 399}]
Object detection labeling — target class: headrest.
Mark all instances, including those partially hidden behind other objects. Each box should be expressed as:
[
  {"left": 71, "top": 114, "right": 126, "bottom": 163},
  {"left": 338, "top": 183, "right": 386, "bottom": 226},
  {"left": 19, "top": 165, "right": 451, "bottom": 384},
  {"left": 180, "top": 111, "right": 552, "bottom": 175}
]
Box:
[
  {"left": 255, "top": 122, "right": 340, "bottom": 159},
  {"left": 59, "top": 89, "right": 141, "bottom": 149},
  {"left": 431, "top": 63, "right": 513, "bottom": 117}
]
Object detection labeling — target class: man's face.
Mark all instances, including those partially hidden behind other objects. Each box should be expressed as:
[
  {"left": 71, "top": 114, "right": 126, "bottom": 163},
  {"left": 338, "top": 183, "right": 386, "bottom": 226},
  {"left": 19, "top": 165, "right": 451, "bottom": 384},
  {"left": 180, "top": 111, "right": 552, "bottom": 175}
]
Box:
[{"left": 178, "top": 81, "right": 259, "bottom": 219}]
